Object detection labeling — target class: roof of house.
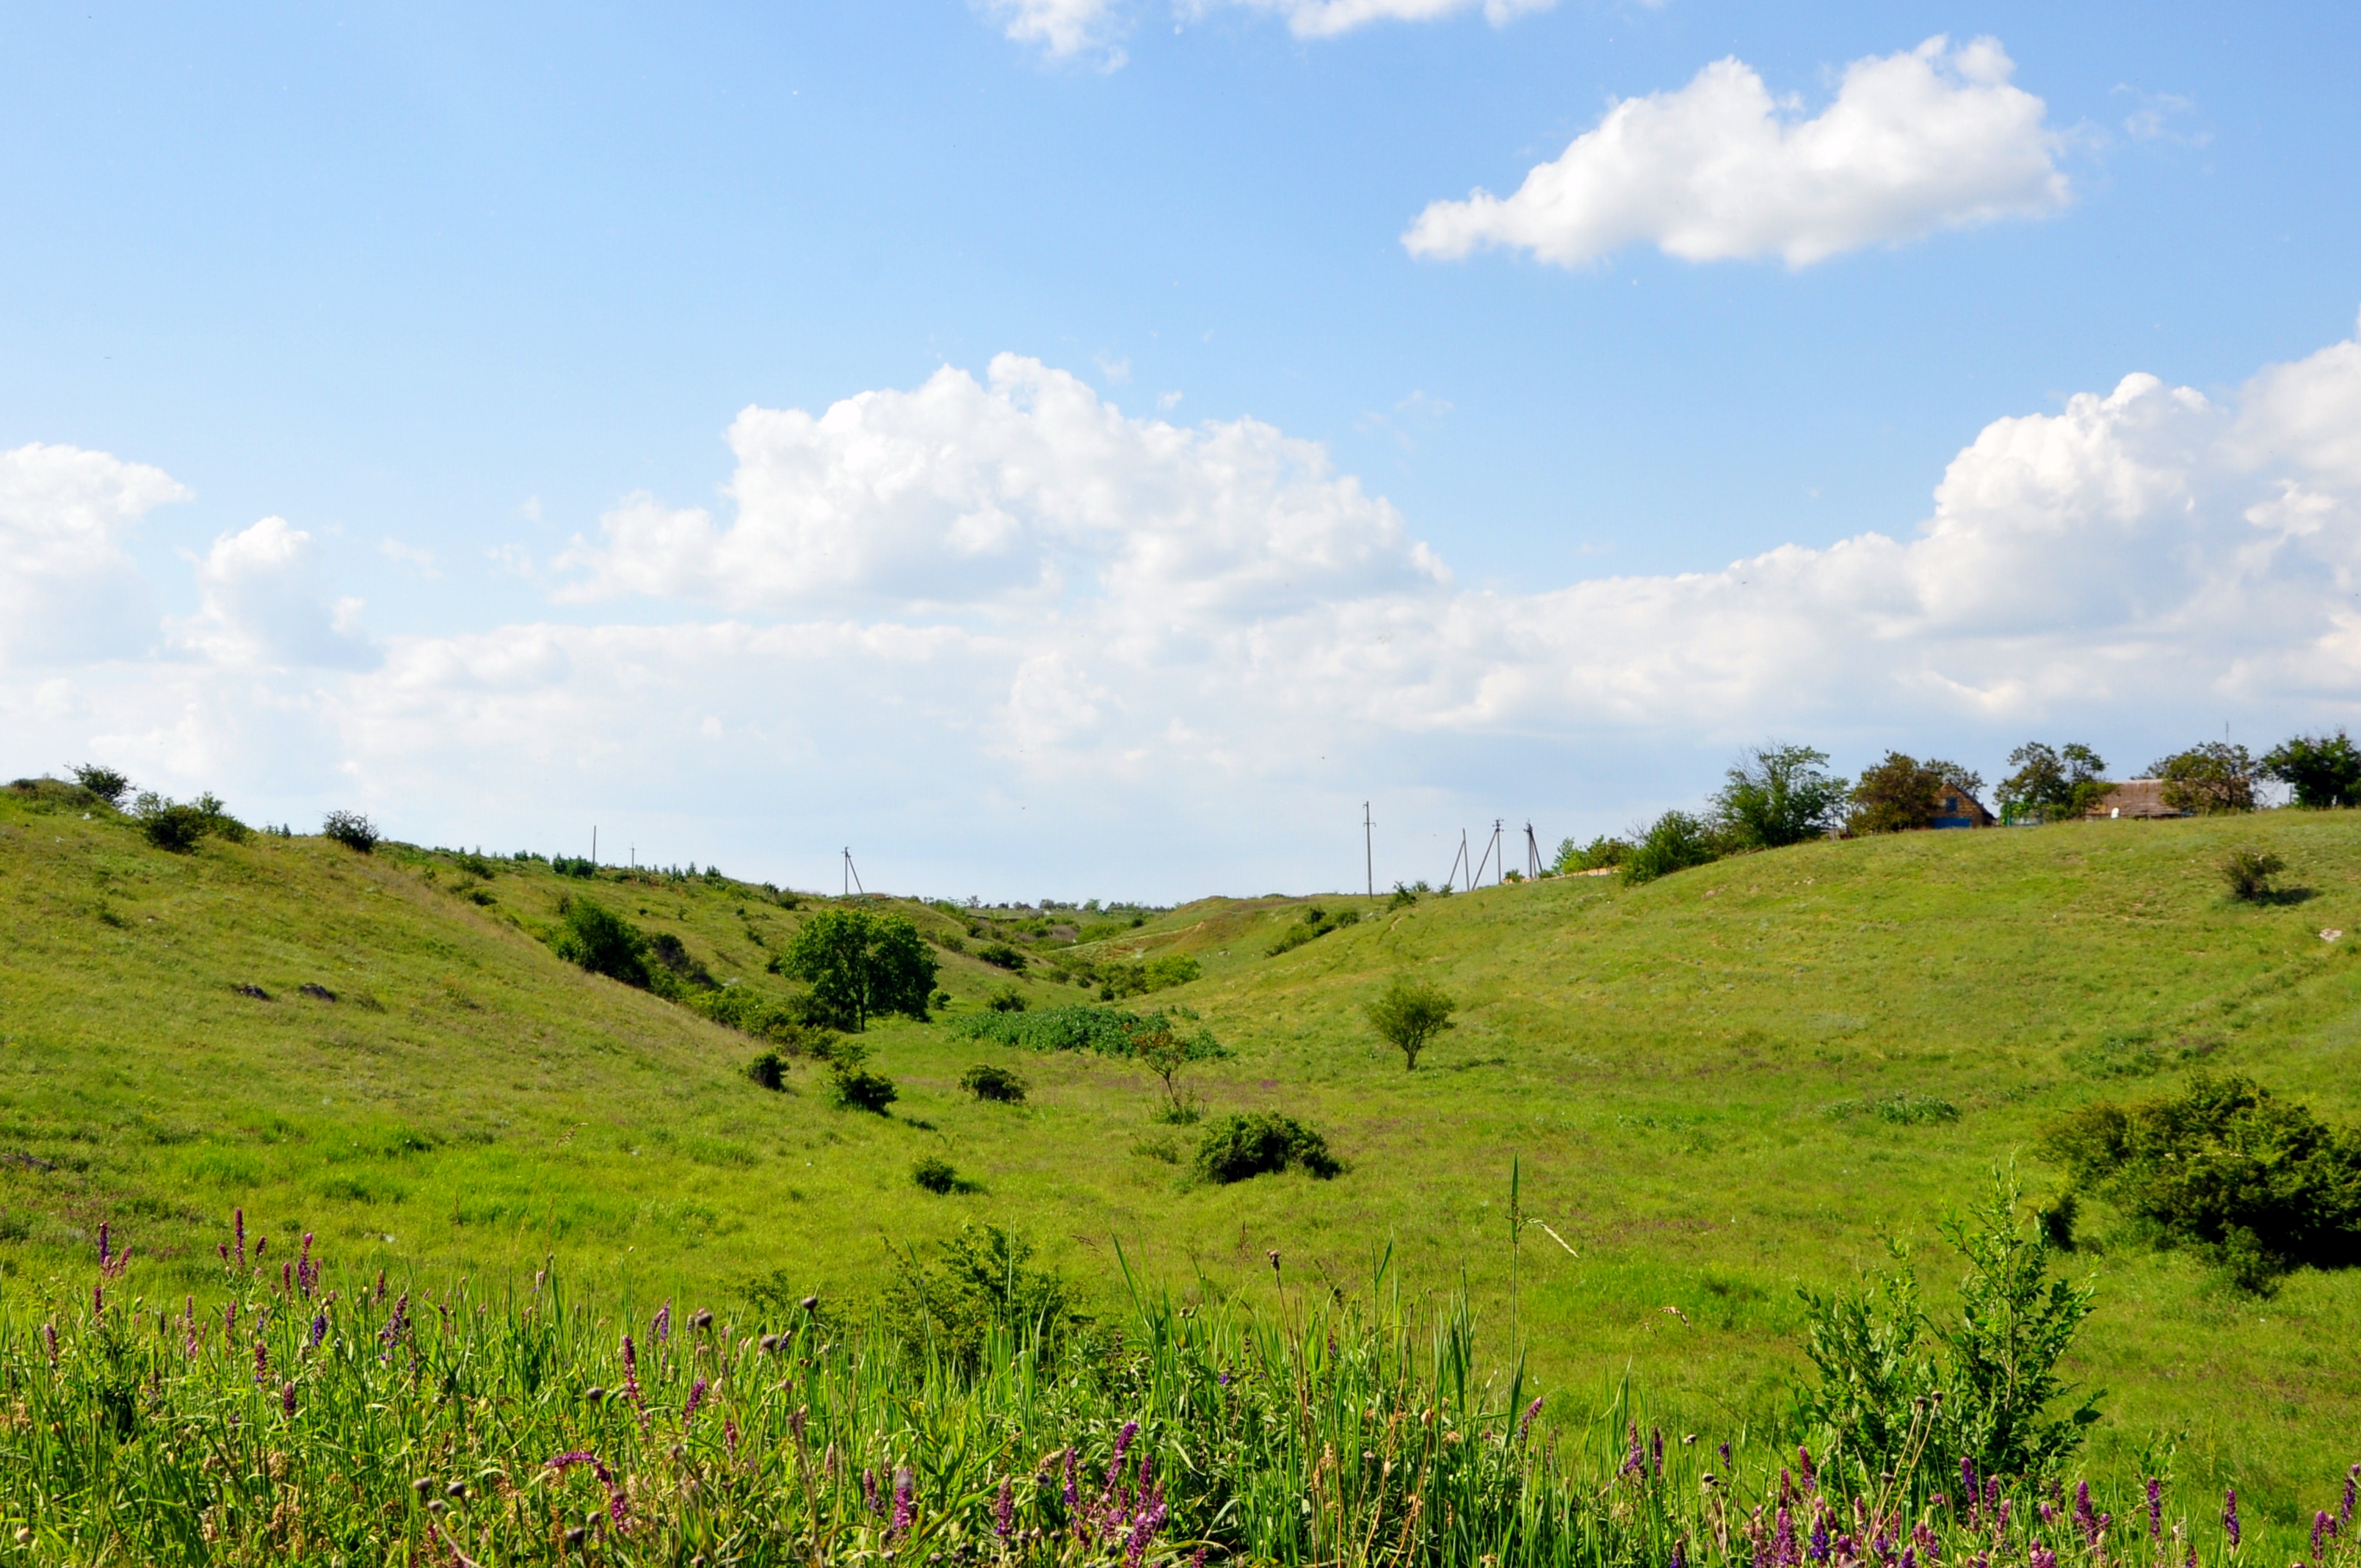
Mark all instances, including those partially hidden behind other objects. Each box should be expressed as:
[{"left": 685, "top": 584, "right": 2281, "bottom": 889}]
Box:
[
  {"left": 2088, "top": 779, "right": 2188, "bottom": 819},
  {"left": 1932, "top": 786, "right": 1995, "bottom": 827}
]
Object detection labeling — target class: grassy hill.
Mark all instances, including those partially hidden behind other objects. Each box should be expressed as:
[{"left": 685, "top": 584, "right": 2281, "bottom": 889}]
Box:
[{"left": 3, "top": 778, "right": 2357, "bottom": 1525}]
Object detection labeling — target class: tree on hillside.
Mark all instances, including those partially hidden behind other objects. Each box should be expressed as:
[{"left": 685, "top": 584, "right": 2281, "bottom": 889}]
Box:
[
  {"left": 1365, "top": 976, "right": 1457, "bottom": 1071},
  {"left": 1120, "top": 1015, "right": 1231, "bottom": 1119},
  {"left": 69, "top": 763, "right": 129, "bottom": 807},
  {"left": 2150, "top": 742, "right": 2257, "bottom": 815},
  {"left": 2261, "top": 730, "right": 2361, "bottom": 809},
  {"left": 780, "top": 908, "right": 939, "bottom": 1031},
  {"left": 553, "top": 896, "right": 650, "bottom": 987},
  {"left": 1848, "top": 754, "right": 1986, "bottom": 834},
  {"left": 1998, "top": 743, "right": 2108, "bottom": 822},
  {"left": 1712, "top": 743, "right": 1849, "bottom": 849},
  {"left": 1622, "top": 810, "right": 1721, "bottom": 885}
]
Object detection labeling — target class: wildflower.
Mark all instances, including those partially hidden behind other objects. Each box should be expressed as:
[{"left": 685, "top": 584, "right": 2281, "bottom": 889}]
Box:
[
  {"left": 235, "top": 1208, "right": 247, "bottom": 1268},
  {"left": 891, "top": 1467, "right": 914, "bottom": 1536},
  {"left": 1722, "top": 1442, "right": 1734, "bottom": 1469},
  {"left": 1798, "top": 1445, "right": 1816, "bottom": 1489},
  {"left": 253, "top": 1235, "right": 266, "bottom": 1263},
  {"left": 98, "top": 1221, "right": 131, "bottom": 1280},
  {"left": 310, "top": 1313, "right": 327, "bottom": 1349},
  {"left": 1776, "top": 1508, "right": 1798, "bottom": 1568},
  {"left": 1810, "top": 1509, "right": 1832, "bottom": 1563},
  {"left": 789, "top": 1406, "right": 808, "bottom": 1444},
  {"left": 2224, "top": 1489, "right": 2241, "bottom": 1550},
  {"left": 995, "top": 1478, "right": 1015, "bottom": 1540},
  {"left": 43, "top": 1321, "right": 57, "bottom": 1368},
  {"left": 254, "top": 1340, "right": 269, "bottom": 1384},
  {"left": 93, "top": 1282, "right": 105, "bottom": 1317},
  {"left": 298, "top": 1233, "right": 316, "bottom": 1298},
  {"left": 654, "top": 1302, "right": 672, "bottom": 1343},
  {"left": 621, "top": 1335, "right": 642, "bottom": 1424},
  {"left": 225, "top": 1300, "right": 238, "bottom": 1348},
  {"left": 1672, "top": 1539, "right": 1689, "bottom": 1568},
  {"left": 684, "top": 1378, "right": 708, "bottom": 1426},
  {"left": 375, "top": 1268, "right": 387, "bottom": 1303},
  {"left": 1962, "top": 1459, "right": 1980, "bottom": 1517},
  {"left": 1653, "top": 1427, "right": 1666, "bottom": 1478},
  {"left": 1064, "top": 1447, "right": 1078, "bottom": 1509},
  {"left": 1517, "top": 1396, "right": 1544, "bottom": 1445},
  {"left": 1124, "top": 1490, "right": 1165, "bottom": 1568},
  {"left": 281, "top": 1380, "right": 297, "bottom": 1418},
  {"left": 2075, "top": 1483, "right": 2099, "bottom": 1547},
  {"left": 801, "top": 1293, "right": 819, "bottom": 1312},
  {"left": 547, "top": 1451, "right": 628, "bottom": 1525},
  {"left": 2028, "top": 1543, "right": 2056, "bottom": 1568},
  {"left": 2342, "top": 1467, "right": 2357, "bottom": 1533}
]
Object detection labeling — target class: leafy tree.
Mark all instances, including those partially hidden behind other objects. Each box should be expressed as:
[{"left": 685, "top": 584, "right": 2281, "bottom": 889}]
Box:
[
  {"left": 2219, "top": 846, "right": 2287, "bottom": 902},
  {"left": 551, "top": 896, "right": 651, "bottom": 987},
  {"left": 1848, "top": 754, "right": 1987, "bottom": 834},
  {"left": 132, "top": 793, "right": 211, "bottom": 853},
  {"left": 1553, "top": 835, "right": 1629, "bottom": 873},
  {"left": 1365, "top": 976, "right": 1457, "bottom": 1070},
  {"left": 1998, "top": 743, "right": 2108, "bottom": 821},
  {"left": 69, "top": 763, "right": 129, "bottom": 807},
  {"left": 2149, "top": 741, "right": 2256, "bottom": 814},
  {"left": 1120, "top": 1015, "right": 1231, "bottom": 1116},
  {"left": 2261, "top": 730, "right": 2361, "bottom": 809},
  {"left": 1712, "top": 743, "right": 1849, "bottom": 849},
  {"left": 1620, "top": 809, "right": 1721, "bottom": 885},
  {"left": 321, "top": 810, "right": 380, "bottom": 853},
  {"left": 779, "top": 908, "right": 940, "bottom": 1031}
]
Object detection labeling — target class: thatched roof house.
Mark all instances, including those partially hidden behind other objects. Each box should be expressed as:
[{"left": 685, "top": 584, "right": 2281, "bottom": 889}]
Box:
[{"left": 2088, "top": 780, "right": 2188, "bottom": 819}]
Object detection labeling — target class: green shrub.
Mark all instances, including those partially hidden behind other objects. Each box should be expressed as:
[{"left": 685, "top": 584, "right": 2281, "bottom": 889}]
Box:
[
  {"left": 877, "top": 1223, "right": 1094, "bottom": 1374},
  {"left": 985, "top": 985, "right": 1028, "bottom": 1012},
  {"left": 1553, "top": 836, "right": 1628, "bottom": 874},
  {"left": 2043, "top": 1073, "right": 2361, "bottom": 1286},
  {"left": 549, "top": 896, "right": 650, "bottom": 987},
  {"left": 551, "top": 855, "right": 596, "bottom": 878},
  {"left": 912, "top": 1157, "right": 959, "bottom": 1194},
  {"left": 959, "top": 1064, "right": 1027, "bottom": 1103},
  {"left": 1386, "top": 880, "right": 1424, "bottom": 909},
  {"left": 137, "top": 799, "right": 211, "bottom": 853},
  {"left": 69, "top": 763, "right": 129, "bottom": 807},
  {"left": 2220, "top": 846, "right": 2287, "bottom": 901},
  {"left": 321, "top": 810, "right": 378, "bottom": 853},
  {"left": 976, "top": 941, "right": 1027, "bottom": 971},
  {"left": 1194, "top": 1112, "right": 1341, "bottom": 1183},
  {"left": 747, "top": 1051, "right": 786, "bottom": 1091},
  {"left": 829, "top": 1066, "right": 899, "bottom": 1114},
  {"left": 1267, "top": 904, "right": 1354, "bottom": 957},
  {"left": 950, "top": 1004, "right": 1158, "bottom": 1054},
  {"left": 1620, "top": 810, "right": 1721, "bottom": 885},
  {"left": 1365, "top": 976, "right": 1457, "bottom": 1070}
]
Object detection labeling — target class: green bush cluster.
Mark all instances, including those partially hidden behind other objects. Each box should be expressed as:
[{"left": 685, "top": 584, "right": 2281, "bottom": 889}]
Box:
[
  {"left": 959, "top": 1063, "right": 1028, "bottom": 1103},
  {"left": 2044, "top": 1073, "right": 2361, "bottom": 1290},
  {"left": 133, "top": 791, "right": 250, "bottom": 854},
  {"left": 1266, "top": 903, "right": 1359, "bottom": 957},
  {"left": 1194, "top": 1112, "right": 1341, "bottom": 1183}
]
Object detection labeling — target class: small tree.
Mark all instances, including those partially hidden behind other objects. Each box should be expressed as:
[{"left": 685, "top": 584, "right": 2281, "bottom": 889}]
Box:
[
  {"left": 132, "top": 793, "right": 211, "bottom": 853},
  {"left": 2219, "top": 846, "right": 2287, "bottom": 903},
  {"left": 2150, "top": 742, "right": 2257, "bottom": 815},
  {"left": 1847, "top": 754, "right": 1984, "bottom": 834},
  {"left": 1713, "top": 743, "right": 1849, "bottom": 849},
  {"left": 1998, "top": 743, "right": 2108, "bottom": 822},
  {"left": 69, "top": 763, "right": 129, "bottom": 807},
  {"left": 779, "top": 908, "right": 940, "bottom": 1031},
  {"left": 1365, "top": 976, "right": 1457, "bottom": 1070},
  {"left": 1621, "top": 810, "right": 1720, "bottom": 885},
  {"left": 552, "top": 897, "right": 650, "bottom": 987},
  {"left": 1553, "top": 835, "right": 1630, "bottom": 873},
  {"left": 1123, "top": 1016, "right": 1231, "bottom": 1119},
  {"left": 2261, "top": 730, "right": 2361, "bottom": 809},
  {"left": 322, "top": 810, "right": 380, "bottom": 853}
]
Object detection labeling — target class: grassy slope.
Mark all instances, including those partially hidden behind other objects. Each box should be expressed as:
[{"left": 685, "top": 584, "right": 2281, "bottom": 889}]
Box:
[{"left": 2, "top": 788, "right": 2357, "bottom": 1522}]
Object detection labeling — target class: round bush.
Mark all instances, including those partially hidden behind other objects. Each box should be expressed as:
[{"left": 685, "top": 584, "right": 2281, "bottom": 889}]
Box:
[
  {"left": 830, "top": 1067, "right": 899, "bottom": 1114},
  {"left": 1194, "top": 1112, "right": 1341, "bottom": 1184},
  {"left": 959, "top": 1064, "right": 1028, "bottom": 1103},
  {"left": 747, "top": 1051, "right": 786, "bottom": 1092},
  {"left": 322, "top": 810, "right": 380, "bottom": 854},
  {"left": 912, "top": 1157, "right": 958, "bottom": 1194}
]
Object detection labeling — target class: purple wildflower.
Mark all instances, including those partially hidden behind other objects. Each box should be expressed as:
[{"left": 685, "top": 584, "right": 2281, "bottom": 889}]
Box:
[
  {"left": 2029, "top": 1543, "right": 2056, "bottom": 1568},
  {"left": 863, "top": 1467, "right": 880, "bottom": 1516},
  {"left": 281, "top": 1380, "right": 297, "bottom": 1418},
  {"left": 891, "top": 1467, "right": 914, "bottom": 1536},
  {"left": 253, "top": 1235, "right": 266, "bottom": 1263},
  {"left": 2342, "top": 1467, "right": 2357, "bottom": 1533},
  {"left": 310, "top": 1312, "right": 327, "bottom": 1349},
  {"left": 1962, "top": 1457, "right": 1979, "bottom": 1505},
  {"left": 93, "top": 1282, "right": 104, "bottom": 1317},
  {"left": 1063, "top": 1447, "right": 1078, "bottom": 1509},
  {"left": 234, "top": 1208, "right": 247, "bottom": 1268},
  {"left": 1517, "top": 1396, "right": 1545, "bottom": 1445},
  {"left": 374, "top": 1268, "right": 386, "bottom": 1303},
  {"left": 2148, "top": 1478, "right": 2163, "bottom": 1542},
  {"left": 1722, "top": 1442, "right": 1734, "bottom": 1468},
  {"left": 547, "top": 1451, "right": 628, "bottom": 1525},
  {"left": 298, "top": 1233, "right": 316, "bottom": 1298},
  {"left": 1672, "top": 1538, "right": 1689, "bottom": 1568},
  {"left": 620, "top": 1334, "right": 642, "bottom": 1423},
  {"left": 2313, "top": 1511, "right": 2332, "bottom": 1564},
  {"left": 2224, "top": 1488, "right": 2241, "bottom": 1550},
  {"left": 1653, "top": 1426, "right": 1666, "bottom": 1478},
  {"left": 2075, "top": 1482, "right": 2098, "bottom": 1547},
  {"left": 253, "top": 1340, "right": 269, "bottom": 1384},
  {"left": 1798, "top": 1445, "right": 1816, "bottom": 1489},
  {"left": 42, "top": 1321, "right": 57, "bottom": 1368},
  {"left": 1997, "top": 1499, "right": 2012, "bottom": 1537},
  {"left": 225, "top": 1299, "right": 238, "bottom": 1347},
  {"left": 280, "top": 1261, "right": 291, "bottom": 1296},
  {"left": 1776, "top": 1508, "right": 1798, "bottom": 1568},
  {"left": 1111, "top": 1420, "right": 1139, "bottom": 1483},
  {"left": 653, "top": 1301, "right": 671, "bottom": 1344},
  {"left": 684, "top": 1377, "right": 708, "bottom": 1426},
  {"left": 1810, "top": 1509, "right": 1832, "bottom": 1563},
  {"left": 995, "top": 1477, "right": 1015, "bottom": 1539},
  {"left": 1125, "top": 1491, "right": 1167, "bottom": 1568}
]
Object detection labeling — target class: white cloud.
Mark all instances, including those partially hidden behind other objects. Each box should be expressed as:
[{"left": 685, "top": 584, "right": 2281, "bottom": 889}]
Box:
[
  {"left": 380, "top": 537, "right": 441, "bottom": 578},
  {"left": 1198, "top": 0, "right": 1553, "bottom": 39},
  {"left": 987, "top": 0, "right": 1127, "bottom": 65},
  {"left": 0, "top": 443, "right": 189, "bottom": 664},
  {"left": 12, "top": 319, "right": 2361, "bottom": 895},
  {"left": 184, "top": 517, "right": 374, "bottom": 670},
  {"left": 1405, "top": 37, "right": 2067, "bottom": 268}
]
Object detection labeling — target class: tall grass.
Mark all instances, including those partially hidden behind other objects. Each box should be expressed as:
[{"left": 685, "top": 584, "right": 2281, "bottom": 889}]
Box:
[{"left": 4, "top": 1228, "right": 2348, "bottom": 1565}]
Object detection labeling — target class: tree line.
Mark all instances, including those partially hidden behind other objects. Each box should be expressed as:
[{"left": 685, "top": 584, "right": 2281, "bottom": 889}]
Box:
[{"left": 1558, "top": 728, "right": 2361, "bottom": 885}]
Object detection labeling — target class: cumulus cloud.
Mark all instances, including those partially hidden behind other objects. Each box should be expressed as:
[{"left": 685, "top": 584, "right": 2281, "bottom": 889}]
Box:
[
  {"left": 13, "top": 319, "right": 2361, "bottom": 895},
  {"left": 1405, "top": 37, "right": 2067, "bottom": 268},
  {"left": 0, "top": 443, "right": 189, "bottom": 664},
  {"left": 183, "top": 517, "right": 374, "bottom": 670},
  {"left": 1200, "top": 0, "right": 1555, "bottom": 39},
  {"left": 987, "top": 0, "right": 1126, "bottom": 65}
]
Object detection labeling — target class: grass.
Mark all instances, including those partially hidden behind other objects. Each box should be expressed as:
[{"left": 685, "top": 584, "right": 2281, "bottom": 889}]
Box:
[{"left": 3, "top": 782, "right": 2360, "bottom": 1536}]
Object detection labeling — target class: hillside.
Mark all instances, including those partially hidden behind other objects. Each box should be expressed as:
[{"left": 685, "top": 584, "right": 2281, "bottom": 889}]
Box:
[{"left": 2, "top": 779, "right": 2358, "bottom": 1522}]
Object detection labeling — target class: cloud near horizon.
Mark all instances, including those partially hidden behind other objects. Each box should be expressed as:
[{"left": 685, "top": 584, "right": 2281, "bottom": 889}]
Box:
[
  {"left": 5, "top": 318, "right": 2360, "bottom": 893},
  {"left": 1406, "top": 37, "right": 2067, "bottom": 268}
]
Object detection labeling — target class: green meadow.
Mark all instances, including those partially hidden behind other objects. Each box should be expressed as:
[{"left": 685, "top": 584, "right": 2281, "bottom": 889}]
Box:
[{"left": 2, "top": 780, "right": 2357, "bottom": 1530}]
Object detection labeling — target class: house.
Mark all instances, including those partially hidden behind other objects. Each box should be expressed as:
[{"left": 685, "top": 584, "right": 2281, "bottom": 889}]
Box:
[
  {"left": 2087, "top": 780, "right": 2188, "bottom": 820},
  {"left": 1932, "top": 785, "right": 1995, "bottom": 829}
]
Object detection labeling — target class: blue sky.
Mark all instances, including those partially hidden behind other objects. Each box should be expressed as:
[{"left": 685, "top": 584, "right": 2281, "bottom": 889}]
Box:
[{"left": 5, "top": 1, "right": 2360, "bottom": 898}]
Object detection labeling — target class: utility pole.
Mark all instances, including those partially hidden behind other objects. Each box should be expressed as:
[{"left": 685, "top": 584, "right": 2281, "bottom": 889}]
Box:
[
  {"left": 1493, "top": 820, "right": 1504, "bottom": 885},
  {"left": 591, "top": 826, "right": 597, "bottom": 868},
  {"left": 1525, "top": 823, "right": 1542, "bottom": 879},
  {"left": 843, "top": 849, "right": 864, "bottom": 897},
  {"left": 1363, "top": 802, "right": 1374, "bottom": 902}
]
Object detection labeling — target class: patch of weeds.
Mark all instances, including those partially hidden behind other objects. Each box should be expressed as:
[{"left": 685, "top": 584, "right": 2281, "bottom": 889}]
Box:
[
  {"left": 976, "top": 943, "right": 1027, "bottom": 972},
  {"left": 957, "top": 1064, "right": 1026, "bottom": 1103},
  {"left": 2064, "top": 1032, "right": 2222, "bottom": 1080},
  {"left": 1132, "top": 1135, "right": 1182, "bottom": 1164},
  {"left": 1821, "top": 1093, "right": 1961, "bottom": 1126}
]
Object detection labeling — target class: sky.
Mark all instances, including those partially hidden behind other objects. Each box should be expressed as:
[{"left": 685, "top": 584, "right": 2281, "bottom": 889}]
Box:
[{"left": 4, "top": 0, "right": 2360, "bottom": 900}]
